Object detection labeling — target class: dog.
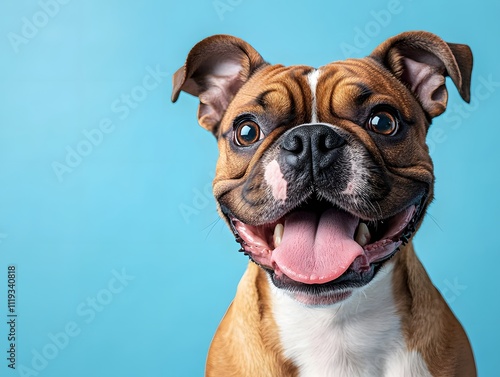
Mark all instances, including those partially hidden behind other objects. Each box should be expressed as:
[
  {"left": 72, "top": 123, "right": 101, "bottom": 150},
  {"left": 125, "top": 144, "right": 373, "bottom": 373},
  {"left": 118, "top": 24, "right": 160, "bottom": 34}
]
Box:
[{"left": 171, "top": 31, "right": 476, "bottom": 377}]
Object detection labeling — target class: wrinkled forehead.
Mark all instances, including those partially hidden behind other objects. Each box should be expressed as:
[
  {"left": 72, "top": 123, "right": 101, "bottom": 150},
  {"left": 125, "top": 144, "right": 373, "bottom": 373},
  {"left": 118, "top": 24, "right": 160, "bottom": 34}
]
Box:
[
  {"left": 316, "top": 59, "right": 417, "bottom": 122},
  {"left": 220, "top": 64, "right": 315, "bottom": 130},
  {"left": 220, "top": 58, "right": 417, "bottom": 131}
]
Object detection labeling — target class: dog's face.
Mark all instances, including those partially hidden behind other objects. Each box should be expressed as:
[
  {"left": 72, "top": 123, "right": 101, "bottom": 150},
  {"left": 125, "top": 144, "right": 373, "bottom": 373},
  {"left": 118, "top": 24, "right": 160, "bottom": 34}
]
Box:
[{"left": 172, "top": 32, "right": 472, "bottom": 306}]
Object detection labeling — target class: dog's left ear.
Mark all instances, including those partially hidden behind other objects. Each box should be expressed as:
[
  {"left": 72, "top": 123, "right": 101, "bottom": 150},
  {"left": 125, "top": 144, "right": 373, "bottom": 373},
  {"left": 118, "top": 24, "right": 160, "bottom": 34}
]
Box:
[
  {"left": 370, "top": 31, "right": 472, "bottom": 118},
  {"left": 171, "top": 35, "right": 267, "bottom": 135}
]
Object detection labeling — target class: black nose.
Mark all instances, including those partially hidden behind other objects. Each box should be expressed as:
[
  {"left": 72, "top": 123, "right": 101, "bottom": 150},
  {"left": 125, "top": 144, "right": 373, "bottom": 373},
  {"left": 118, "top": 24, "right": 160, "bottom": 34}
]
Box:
[{"left": 281, "top": 124, "right": 346, "bottom": 172}]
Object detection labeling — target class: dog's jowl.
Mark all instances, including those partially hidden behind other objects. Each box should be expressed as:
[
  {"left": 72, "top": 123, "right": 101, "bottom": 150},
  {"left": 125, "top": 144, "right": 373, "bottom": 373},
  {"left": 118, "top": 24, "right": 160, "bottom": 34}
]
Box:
[{"left": 172, "top": 31, "right": 476, "bottom": 377}]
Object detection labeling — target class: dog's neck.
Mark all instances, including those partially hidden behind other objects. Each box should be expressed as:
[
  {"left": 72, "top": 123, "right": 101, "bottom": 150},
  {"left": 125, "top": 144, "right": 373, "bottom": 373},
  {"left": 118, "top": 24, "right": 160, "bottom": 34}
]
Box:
[{"left": 270, "top": 261, "right": 432, "bottom": 377}]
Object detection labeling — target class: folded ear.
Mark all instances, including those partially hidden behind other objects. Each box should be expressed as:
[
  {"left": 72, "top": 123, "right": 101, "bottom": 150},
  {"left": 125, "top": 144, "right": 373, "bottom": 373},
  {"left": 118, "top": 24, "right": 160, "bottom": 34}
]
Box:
[
  {"left": 370, "top": 31, "right": 473, "bottom": 118},
  {"left": 171, "top": 35, "right": 267, "bottom": 135}
]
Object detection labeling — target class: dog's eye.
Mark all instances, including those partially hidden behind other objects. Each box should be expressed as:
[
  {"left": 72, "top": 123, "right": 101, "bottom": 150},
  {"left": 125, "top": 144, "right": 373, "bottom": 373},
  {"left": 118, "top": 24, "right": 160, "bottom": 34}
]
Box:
[
  {"left": 366, "top": 111, "right": 398, "bottom": 136},
  {"left": 234, "top": 121, "right": 261, "bottom": 146}
]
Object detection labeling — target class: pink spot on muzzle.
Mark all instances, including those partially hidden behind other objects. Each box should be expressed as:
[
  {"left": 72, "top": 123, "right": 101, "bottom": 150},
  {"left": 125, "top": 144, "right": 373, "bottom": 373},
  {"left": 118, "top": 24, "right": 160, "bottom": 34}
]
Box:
[{"left": 264, "top": 159, "right": 288, "bottom": 202}]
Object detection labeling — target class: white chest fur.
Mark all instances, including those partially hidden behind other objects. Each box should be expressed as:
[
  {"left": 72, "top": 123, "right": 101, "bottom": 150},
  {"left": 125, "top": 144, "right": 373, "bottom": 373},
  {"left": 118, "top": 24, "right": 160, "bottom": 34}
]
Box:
[{"left": 270, "top": 263, "right": 432, "bottom": 377}]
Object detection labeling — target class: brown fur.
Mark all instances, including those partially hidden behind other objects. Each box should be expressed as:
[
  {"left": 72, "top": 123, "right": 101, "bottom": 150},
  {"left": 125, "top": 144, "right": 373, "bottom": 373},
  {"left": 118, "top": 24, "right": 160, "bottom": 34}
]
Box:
[
  {"left": 393, "top": 244, "right": 476, "bottom": 377},
  {"left": 206, "top": 262, "right": 298, "bottom": 377}
]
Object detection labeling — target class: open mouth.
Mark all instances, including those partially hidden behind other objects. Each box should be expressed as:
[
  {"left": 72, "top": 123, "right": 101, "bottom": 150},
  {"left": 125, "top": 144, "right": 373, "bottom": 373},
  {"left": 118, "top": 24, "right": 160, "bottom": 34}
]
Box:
[{"left": 228, "top": 196, "right": 422, "bottom": 305}]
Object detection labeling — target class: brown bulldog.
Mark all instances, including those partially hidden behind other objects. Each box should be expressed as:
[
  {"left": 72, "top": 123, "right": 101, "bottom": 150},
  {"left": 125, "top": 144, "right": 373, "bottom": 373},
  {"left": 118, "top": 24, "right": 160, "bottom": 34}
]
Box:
[{"left": 172, "top": 31, "right": 476, "bottom": 377}]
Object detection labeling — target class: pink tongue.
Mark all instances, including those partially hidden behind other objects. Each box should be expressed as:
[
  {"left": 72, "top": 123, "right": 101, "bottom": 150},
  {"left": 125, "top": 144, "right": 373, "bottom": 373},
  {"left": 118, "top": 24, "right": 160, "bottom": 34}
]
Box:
[{"left": 272, "top": 209, "right": 363, "bottom": 284}]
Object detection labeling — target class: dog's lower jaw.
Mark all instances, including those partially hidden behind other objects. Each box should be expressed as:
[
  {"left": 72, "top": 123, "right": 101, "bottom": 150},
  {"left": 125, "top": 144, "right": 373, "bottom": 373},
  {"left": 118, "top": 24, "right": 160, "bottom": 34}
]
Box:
[
  {"left": 206, "top": 242, "right": 476, "bottom": 377},
  {"left": 277, "top": 285, "right": 353, "bottom": 307}
]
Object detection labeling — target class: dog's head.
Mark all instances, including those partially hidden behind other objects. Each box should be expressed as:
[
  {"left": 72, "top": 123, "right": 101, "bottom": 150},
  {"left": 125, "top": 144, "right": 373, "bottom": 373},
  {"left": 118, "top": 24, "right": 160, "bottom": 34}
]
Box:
[{"left": 172, "top": 31, "right": 472, "bottom": 305}]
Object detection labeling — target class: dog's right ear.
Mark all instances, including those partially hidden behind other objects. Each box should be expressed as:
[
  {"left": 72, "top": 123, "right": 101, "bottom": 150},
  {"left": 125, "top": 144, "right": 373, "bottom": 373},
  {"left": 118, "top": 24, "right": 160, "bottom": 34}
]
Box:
[{"left": 171, "top": 35, "right": 267, "bottom": 136}]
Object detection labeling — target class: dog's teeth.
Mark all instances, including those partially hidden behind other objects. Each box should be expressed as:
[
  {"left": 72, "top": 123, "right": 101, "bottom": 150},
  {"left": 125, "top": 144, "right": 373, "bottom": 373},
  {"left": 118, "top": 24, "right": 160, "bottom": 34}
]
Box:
[
  {"left": 354, "top": 222, "right": 371, "bottom": 247},
  {"left": 273, "top": 223, "right": 284, "bottom": 248}
]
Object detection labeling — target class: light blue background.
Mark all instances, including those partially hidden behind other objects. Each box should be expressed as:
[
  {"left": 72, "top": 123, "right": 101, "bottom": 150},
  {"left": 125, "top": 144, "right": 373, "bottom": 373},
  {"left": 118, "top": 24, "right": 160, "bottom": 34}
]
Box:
[{"left": 0, "top": 0, "right": 498, "bottom": 376}]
